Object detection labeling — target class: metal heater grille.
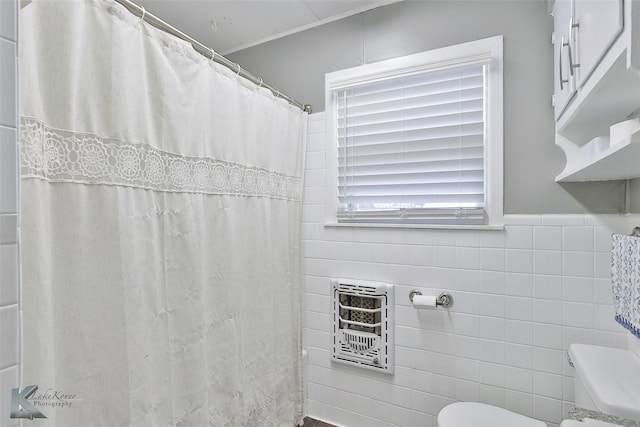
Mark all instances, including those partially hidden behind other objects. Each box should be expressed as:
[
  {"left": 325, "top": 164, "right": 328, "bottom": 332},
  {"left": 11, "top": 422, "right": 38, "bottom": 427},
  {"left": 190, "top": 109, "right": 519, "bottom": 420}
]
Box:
[{"left": 331, "top": 279, "right": 394, "bottom": 373}]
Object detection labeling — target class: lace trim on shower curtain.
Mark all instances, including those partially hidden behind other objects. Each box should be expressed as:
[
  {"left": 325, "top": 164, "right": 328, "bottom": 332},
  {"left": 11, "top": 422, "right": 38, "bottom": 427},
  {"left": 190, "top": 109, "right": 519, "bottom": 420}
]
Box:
[{"left": 20, "top": 117, "right": 303, "bottom": 201}]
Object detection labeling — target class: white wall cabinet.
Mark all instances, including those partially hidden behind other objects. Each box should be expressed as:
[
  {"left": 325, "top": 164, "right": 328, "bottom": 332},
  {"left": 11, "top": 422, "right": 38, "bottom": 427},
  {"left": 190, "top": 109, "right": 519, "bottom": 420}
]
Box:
[
  {"left": 553, "top": 0, "right": 577, "bottom": 119},
  {"left": 574, "top": 0, "right": 624, "bottom": 86},
  {"left": 552, "top": 0, "right": 640, "bottom": 181}
]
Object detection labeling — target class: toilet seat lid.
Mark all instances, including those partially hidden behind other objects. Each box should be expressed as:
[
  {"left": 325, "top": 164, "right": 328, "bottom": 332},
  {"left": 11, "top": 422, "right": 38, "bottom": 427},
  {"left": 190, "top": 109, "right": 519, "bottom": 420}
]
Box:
[{"left": 438, "top": 402, "right": 547, "bottom": 427}]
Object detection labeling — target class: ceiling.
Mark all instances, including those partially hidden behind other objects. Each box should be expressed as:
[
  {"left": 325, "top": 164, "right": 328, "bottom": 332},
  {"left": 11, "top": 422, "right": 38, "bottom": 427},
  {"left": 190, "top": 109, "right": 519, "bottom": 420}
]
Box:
[{"left": 137, "top": 0, "right": 401, "bottom": 55}]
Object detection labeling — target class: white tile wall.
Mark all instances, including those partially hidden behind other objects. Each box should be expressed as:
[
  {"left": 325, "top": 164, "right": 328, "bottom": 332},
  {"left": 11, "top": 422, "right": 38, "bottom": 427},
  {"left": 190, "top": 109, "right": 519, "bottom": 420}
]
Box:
[
  {"left": 302, "top": 112, "right": 639, "bottom": 427},
  {"left": 0, "top": 1, "right": 20, "bottom": 426}
]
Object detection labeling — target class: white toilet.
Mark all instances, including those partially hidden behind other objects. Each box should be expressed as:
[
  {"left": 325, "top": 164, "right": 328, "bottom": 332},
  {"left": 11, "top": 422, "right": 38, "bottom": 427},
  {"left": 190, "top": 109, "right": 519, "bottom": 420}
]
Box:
[{"left": 437, "top": 337, "right": 640, "bottom": 427}]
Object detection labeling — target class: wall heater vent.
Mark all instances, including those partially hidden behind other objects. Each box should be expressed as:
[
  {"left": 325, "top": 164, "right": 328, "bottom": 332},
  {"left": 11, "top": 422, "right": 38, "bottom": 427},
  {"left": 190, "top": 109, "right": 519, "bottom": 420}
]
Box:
[{"left": 331, "top": 279, "right": 394, "bottom": 374}]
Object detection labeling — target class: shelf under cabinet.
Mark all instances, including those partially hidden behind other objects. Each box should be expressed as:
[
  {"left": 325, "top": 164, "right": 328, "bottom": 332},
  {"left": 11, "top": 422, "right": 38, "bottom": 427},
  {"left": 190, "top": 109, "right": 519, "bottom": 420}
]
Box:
[{"left": 556, "top": 127, "right": 640, "bottom": 182}]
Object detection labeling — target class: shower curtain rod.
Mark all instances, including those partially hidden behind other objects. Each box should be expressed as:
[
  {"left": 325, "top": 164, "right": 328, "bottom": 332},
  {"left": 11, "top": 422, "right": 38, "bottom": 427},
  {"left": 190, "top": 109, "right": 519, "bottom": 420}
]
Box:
[{"left": 114, "top": 0, "right": 312, "bottom": 113}]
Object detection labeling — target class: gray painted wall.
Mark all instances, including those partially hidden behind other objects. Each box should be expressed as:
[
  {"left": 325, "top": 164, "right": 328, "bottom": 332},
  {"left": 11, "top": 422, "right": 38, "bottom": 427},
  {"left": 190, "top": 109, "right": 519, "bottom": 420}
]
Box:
[
  {"left": 630, "top": 179, "right": 640, "bottom": 213},
  {"left": 229, "top": 0, "right": 638, "bottom": 215}
]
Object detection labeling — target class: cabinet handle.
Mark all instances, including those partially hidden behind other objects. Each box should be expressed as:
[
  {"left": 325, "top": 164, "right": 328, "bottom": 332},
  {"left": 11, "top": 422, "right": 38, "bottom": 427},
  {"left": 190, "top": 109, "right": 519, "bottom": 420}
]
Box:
[
  {"left": 559, "top": 36, "right": 569, "bottom": 90},
  {"left": 568, "top": 17, "right": 580, "bottom": 76}
]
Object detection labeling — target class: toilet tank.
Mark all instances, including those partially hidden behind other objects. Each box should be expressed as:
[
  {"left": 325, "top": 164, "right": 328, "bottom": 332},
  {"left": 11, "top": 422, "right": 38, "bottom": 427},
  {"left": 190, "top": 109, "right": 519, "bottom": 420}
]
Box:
[{"left": 569, "top": 343, "right": 640, "bottom": 421}]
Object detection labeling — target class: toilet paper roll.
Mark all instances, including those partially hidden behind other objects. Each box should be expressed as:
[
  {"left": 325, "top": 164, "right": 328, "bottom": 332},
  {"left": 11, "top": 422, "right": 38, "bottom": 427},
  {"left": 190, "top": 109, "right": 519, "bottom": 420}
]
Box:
[{"left": 412, "top": 295, "right": 437, "bottom": 309}]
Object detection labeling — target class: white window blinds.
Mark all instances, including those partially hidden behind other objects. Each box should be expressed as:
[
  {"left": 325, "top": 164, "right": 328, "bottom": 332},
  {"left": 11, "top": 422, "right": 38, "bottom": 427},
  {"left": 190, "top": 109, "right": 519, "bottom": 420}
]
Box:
[{"left": 334, "top": 64, "right": 488, "bottom": 224}]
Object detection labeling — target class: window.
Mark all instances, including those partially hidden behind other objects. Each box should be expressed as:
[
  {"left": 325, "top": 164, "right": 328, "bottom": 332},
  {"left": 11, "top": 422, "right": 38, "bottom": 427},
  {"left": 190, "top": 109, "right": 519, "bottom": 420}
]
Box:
[{"left": 325, "top": 36, "right": 503, "bottom": 227}]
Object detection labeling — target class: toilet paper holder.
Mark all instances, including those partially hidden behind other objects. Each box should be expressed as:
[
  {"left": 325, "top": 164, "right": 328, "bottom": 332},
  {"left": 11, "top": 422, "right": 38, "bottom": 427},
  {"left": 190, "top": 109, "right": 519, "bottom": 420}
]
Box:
[{"left": 409, "top": 290, "right": 454, "bottom": 308}]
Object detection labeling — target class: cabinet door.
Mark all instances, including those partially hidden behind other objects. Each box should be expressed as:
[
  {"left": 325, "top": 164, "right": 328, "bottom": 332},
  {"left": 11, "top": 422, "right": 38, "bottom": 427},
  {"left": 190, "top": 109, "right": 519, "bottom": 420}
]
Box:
[
  {"left": 553, "top": 0, "right": 576, "bottom": 120},
  {"left": 574, "top": 0, "right": 624, "bottom": 87}
]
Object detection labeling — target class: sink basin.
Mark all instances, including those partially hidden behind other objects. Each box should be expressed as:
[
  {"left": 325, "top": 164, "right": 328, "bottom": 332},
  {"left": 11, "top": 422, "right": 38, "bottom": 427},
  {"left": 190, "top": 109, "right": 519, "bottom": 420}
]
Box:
[{"left": 569, "top": 343, "right": 640, "bottom": 421}]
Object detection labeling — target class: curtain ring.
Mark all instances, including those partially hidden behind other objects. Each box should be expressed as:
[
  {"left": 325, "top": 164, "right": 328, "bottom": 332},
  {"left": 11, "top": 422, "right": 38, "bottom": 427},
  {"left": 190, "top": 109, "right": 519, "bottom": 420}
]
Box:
[
  {"left": 275, "top": 87, "right": 280, "bottom": 98},
  {"left": 139, "top": 6, "right": 146, "bottom": 26},
  {"left": 209, "top": 48, "right": 216, "bottom": 61},
  {"left": 234, "top": 63, "right": 241, "bottom": 76},
  {"left": 257, "top": 77, "right": 263, "bottom": 88}
]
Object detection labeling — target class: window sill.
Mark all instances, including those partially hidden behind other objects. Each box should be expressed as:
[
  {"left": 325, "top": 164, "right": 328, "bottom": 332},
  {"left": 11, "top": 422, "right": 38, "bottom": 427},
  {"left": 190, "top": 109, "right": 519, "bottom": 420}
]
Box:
[{"left": 324, "top": 222, "right": 505, "bottom": 231}]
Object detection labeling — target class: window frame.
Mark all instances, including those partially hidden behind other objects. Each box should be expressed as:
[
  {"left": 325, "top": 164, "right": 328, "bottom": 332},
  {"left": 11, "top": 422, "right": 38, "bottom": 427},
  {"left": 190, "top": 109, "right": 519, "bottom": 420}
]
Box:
[{"left": 324, "top": 36, "right": 504, "bottom": 228}]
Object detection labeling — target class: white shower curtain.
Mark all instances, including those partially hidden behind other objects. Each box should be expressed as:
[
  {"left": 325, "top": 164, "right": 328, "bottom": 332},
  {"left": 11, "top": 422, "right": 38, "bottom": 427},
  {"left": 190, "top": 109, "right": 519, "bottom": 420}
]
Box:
[{"left": 19, "top": 1, "right": 305, "bottom": 425}]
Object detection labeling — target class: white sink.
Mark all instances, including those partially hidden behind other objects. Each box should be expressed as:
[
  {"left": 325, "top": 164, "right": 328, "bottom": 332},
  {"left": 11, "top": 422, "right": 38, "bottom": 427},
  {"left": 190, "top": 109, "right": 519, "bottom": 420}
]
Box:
[{"left": 569, "top": 343, "right": 640, "bottom": 421}]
